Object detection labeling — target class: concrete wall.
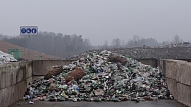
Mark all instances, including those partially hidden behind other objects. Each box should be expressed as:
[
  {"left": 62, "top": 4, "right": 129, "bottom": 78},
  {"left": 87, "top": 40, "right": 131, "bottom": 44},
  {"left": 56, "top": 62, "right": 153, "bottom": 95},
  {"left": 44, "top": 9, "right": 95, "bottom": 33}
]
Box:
[
  {"left": 32, "top": 60, "right": 74, "bottom": 76},
  {"left": 1, "top": 59, "right": 191, "bottom": 107},
  {"left": 159, "top": 59, "right": 191, "bottom": 107},
  {"left": 136, "top": 58, "right": 158, "bottom": 67},
  {"left": 0, "top": 61, "right": 32, "bottom": 107}
]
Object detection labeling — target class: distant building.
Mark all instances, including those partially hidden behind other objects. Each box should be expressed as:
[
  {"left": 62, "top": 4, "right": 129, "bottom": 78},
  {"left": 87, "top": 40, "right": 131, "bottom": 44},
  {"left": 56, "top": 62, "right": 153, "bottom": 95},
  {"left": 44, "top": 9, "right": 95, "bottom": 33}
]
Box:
[{"left": 183, "top": 42, "right": 190, "bottom": 47}]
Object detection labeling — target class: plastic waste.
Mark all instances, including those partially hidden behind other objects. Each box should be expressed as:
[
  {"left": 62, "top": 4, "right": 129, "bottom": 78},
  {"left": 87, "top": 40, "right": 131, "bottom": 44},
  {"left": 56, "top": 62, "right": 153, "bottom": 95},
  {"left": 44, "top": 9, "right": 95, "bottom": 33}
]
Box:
[
  {"left": 24, "top": 50, "right": 173, "bottom": 102},
  {"left": 29, "top": 101, "right": 34, "bottom": 104},
  {"left": 0, "top": 50, "right": 17, "bottom": 64}
]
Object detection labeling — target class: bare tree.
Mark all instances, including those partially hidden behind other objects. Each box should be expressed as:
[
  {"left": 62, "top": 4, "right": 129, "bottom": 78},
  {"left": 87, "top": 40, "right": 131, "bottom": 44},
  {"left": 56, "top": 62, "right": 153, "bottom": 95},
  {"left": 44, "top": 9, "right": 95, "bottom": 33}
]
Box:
[
  {"left": 111, "top": 38, "right": 121, "bottom": 48},
  {"left": 133, "top": 35, "right": 140, "bottom": 41},
  {"left": 173, "top": 35, "right": 181, "bottom": 44},
  {"left": 3, "top": 32, "right": 93, "bottom": 58},
  {"left": 84, "top": 38, "right": 91, "bottom": 46},
  {"left": 103, "top": 40, "right": 108, "bottom": 48}
]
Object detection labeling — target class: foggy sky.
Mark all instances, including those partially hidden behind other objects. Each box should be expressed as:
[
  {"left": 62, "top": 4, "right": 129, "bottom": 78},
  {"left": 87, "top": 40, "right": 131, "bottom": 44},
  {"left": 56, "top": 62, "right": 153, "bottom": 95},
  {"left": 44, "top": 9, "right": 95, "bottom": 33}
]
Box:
[{"left": 0, "top": 0, "right": 191, "bottom": 45}]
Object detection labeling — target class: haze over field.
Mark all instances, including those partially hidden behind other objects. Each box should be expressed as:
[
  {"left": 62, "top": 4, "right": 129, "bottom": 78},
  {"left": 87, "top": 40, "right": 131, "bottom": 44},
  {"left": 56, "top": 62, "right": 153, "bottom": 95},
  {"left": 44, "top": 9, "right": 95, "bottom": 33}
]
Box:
[{"left": 0, "top": 0, "right": 191, "bottom": 45}]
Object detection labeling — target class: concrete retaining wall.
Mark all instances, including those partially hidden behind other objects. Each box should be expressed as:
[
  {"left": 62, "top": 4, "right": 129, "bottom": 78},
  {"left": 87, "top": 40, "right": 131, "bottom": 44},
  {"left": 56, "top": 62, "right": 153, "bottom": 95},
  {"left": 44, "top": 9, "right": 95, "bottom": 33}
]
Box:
[
  {"left": 136, "top": 58, "right": 158, "bottom": 67},
  {"left": 0, "top": 61, "right": 32, "bottom": 107},
  {"left": 160, "top": 59, "right": 191, "bottom": 107},
  {"left": 1, "top": 59, "right": 191, "bottom": 107},
  {"left": 32, "top": 60, "right": 74, "bottom": 76}
]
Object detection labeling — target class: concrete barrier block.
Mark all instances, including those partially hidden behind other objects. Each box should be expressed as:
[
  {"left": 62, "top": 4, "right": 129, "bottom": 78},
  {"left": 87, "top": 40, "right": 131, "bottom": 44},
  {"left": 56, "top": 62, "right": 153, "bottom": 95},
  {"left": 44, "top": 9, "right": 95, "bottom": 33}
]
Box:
[
  {"left": 181, "top": 62, "right": 191, "bottom": 86},
  {"left": 0, "top": 62, "right": 30, "bottom": 107},
  {"left": 159, "top": 59, "right": 167, "bottom": 75},
  {"left": 166, "top": 78, "right": 177, "bottom": 99},
  {"left": 0, "top": 68, "right": 10, "bottom": 89},
  {"left": 5, "top": 67, "right": 11, "bottom": 88},
  {"left": 137, "top": 58, "right": 157, "bottom": 67},
  {"left": 187, "top": 63, "right": 191, "bottom": 86},
  {"left": 8, "top": 66, "right": 17, "bottom": 88},
  {"left": 0, "top": 64, "right": 18, "bottom": 89},
  {"left": 173, "top": 61, "right": 191, "bottom": 86},
  {"left": 165, "top": 60, "right": 171, "bottom": 78},
  {"left": 0, "top": 89, "right": 2, "bottom": 107},
  {"left": 0, "top": 69, "right": 4, "bottom": 88},
  {"left": 1, "top": 88, "right": 6, "bottom": 107},
  {"left": 11, "top": 67, "right": 17, "bottom": 87},
  {"left": 165, "top": 60, "right": 177, "bottom": 80},
  {"left": 0, "top": 85, "right": 12, "bottom": 107},
  {"left": 177, "top": 83, "right": 191, "bottom": 107},
  {"left": 165, "top": 60, "right": 191, "bottom": 107},
  {"left": 10, "top": 84, "right": 16, "bottom": 106},
  {"left": 170, "top": 61, "right": 176, "bottom": 79},
  {"left": 16, "top": 68, "right": 24, "bottom": 83},
  {"left": 26, "top": 62, "right": 32, "bottom": 78},
  {"left": 0, "top": 70, "right": 2, "bottom": 90},
  {"left": 26, "top": 77, "right": 32, "bottom": 87},
  {"left": 33, "top": 60, "right": 74, "bottom": 76},
  {"left": 0, "top": 90, "right": 6, "bottom": 107},
  {"left": 158, "top": 60, "right": 164, "bottom": 71},
  {"left": 189, "top": 87, "right": 191, "bottom": 107},
  {"left": 0, "top": 67, "right": 7, "bottom": 89},
  {"left": 0, "top": 82, "right": 26, "bottom": 107},
  {"left": 0, "top": 70, "right": 4, "bottom": 89},
  {"left": 13, "top": 81, "right": 26, "bottom": 105},
  {"left": 16, "top": 81, "right": 27, "bottom": 100}
]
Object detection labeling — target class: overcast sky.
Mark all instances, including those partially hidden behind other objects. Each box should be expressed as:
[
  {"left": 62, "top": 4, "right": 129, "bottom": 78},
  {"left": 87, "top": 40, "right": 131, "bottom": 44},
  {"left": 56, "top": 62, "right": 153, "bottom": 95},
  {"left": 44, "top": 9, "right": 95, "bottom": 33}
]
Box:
[{"left": 0, "top": 0, "right": 191, "bottom": 45}]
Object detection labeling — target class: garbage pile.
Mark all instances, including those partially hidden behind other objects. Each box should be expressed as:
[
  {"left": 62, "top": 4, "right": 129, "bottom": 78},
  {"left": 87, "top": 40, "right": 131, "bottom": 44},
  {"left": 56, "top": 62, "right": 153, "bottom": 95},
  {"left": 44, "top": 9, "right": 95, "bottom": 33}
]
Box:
[
  {"left": 24, "top": 50, "right": 173, "bottom": 102},
  {"left": 0, "top": 50, "right": 17, "bottom": 64}
]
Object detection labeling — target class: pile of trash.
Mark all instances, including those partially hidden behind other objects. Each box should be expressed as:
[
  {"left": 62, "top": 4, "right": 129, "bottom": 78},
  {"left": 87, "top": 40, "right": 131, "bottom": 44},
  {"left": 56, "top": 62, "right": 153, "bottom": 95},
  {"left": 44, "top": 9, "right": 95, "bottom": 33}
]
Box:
[
  {"left": 24, "top": 50, "right": 173, "bottom": 102},
  {"left": 0, "top": 50, "right": 17, "bottom": 64}
]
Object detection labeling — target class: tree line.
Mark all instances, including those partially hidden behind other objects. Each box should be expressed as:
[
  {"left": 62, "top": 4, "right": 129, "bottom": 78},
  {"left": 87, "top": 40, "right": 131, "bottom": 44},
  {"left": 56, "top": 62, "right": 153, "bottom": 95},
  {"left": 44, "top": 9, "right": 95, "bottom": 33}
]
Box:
[
  {"left": 0, "top": 32, "right": 187, "bottom": 58},
  {"left": 2, "top": 32, "right": 91, "bottom": 58}
]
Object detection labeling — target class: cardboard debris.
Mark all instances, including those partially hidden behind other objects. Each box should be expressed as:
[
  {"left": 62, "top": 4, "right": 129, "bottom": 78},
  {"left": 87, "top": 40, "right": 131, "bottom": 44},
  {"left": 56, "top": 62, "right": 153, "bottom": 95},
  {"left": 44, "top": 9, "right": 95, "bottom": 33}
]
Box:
[{"left": 44, "top": 66, "right": 63, "bottom": 80}]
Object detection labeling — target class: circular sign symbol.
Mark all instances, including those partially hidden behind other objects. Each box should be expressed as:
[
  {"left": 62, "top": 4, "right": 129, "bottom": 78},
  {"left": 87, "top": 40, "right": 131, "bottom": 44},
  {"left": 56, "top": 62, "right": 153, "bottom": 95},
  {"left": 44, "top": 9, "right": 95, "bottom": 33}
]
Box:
[
  {"left": 32, "top": 28, "right": 37, "bottom": 33},
  {"left": 27, "top": 28, "right": 31, "bottom": 34},
  {"left": 21, "top": 28, "right": 27, "bottom": 34}
]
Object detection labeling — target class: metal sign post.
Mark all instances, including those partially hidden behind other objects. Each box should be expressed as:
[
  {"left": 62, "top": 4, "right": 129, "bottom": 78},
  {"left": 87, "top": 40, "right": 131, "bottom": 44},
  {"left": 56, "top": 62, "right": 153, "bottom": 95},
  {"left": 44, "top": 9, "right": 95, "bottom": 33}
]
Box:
[
  {"left": 28, "top": 35, "right": 30, "bottom": 61},
  {"left": 20, "top": 26, "right": 38, "bottom": 61}
]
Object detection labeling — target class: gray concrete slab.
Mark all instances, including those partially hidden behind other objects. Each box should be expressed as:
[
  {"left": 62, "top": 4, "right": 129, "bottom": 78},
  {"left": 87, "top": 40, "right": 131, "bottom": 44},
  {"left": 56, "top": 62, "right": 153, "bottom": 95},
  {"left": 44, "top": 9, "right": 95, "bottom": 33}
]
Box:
[{"left": 11, "top": 100, "right": 188, "bottom": 107}]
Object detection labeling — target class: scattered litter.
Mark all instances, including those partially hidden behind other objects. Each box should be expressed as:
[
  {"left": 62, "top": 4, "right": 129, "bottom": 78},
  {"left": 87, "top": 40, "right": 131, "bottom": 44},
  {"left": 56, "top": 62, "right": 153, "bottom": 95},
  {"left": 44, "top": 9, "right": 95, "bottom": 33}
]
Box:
[{"left": 29, "top": 101, "right": 34, "bottom": 104}]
